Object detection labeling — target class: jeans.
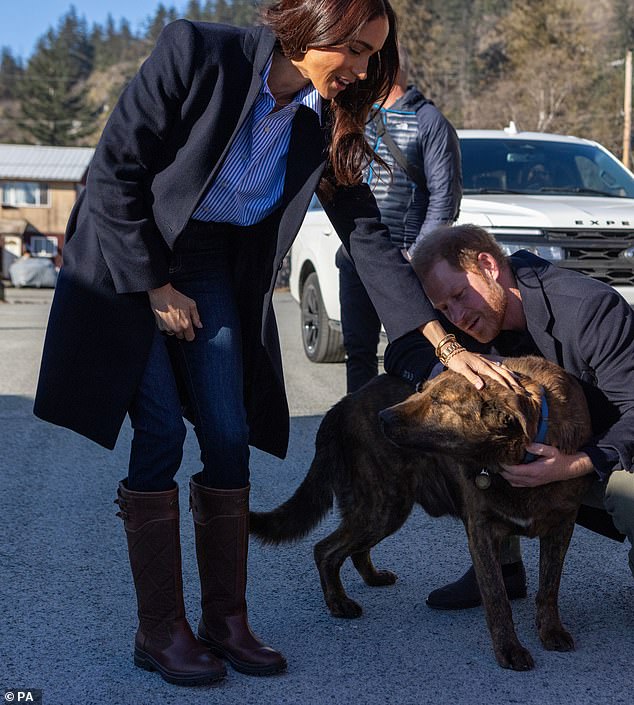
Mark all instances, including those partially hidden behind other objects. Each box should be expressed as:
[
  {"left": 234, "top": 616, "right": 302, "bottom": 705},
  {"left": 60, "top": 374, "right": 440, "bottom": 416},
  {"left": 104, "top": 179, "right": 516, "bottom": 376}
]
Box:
[
  {"left": 336, "top": 246, "right": 382, "bottom": 394},
  {"left": 127, "top": 225, "right": 250, "bottom": 492}
]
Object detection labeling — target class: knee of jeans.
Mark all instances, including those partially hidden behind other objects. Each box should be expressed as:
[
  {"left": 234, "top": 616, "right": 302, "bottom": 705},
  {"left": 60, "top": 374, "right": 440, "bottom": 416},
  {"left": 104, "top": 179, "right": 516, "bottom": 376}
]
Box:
[
  {"left": 195, "top": 414, "right": 249, "bottom": 449},
  {"left": 140, "top": 416, "right": 187, "bottom": 453},
  {"left": 224, "top": 423, "right": 250, "bottom": 451},
  {"left": 165, "top": 417, "right": 187, "bottom": 450},
  {"left": 128, "top": 418, "right": 186, "bottom": 490}
]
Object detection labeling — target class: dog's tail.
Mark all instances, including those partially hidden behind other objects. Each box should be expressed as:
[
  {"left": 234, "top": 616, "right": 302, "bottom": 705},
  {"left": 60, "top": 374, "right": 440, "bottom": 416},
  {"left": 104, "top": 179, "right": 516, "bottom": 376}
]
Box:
[{"left": 250, "top": 403, "right": 344, "bottom": 544}]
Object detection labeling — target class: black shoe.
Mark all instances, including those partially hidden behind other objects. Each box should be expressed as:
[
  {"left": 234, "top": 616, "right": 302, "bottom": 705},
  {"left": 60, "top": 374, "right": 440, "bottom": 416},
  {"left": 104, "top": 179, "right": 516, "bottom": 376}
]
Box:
[{"left": 426, "top": 561, "right": 527, "bottom": 610}]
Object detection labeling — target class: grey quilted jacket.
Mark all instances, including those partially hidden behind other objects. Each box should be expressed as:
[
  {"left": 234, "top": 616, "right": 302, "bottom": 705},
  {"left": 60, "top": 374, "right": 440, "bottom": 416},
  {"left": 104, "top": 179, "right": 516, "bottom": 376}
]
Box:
[{"left": 365, "top": 86, "right": 462, "bottom": 253}]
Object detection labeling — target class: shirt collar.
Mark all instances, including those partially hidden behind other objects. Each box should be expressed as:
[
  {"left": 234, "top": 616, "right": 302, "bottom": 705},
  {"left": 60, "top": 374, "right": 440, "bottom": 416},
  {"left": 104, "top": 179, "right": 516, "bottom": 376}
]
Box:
[{"left": 261, "top": 54, "right": 322, "bottom": 124}]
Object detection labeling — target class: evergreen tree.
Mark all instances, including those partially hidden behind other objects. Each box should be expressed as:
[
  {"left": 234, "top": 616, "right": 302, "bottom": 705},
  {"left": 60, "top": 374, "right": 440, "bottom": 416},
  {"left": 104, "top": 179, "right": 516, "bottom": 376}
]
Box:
[
  {"left": 230, "top": 0, "right": 259, "bottom": 26},
  {"left": 201, "top": 1, "right": 217, "bottom": 21},
  {"left": 15, "top": 13, "right": 97, "bottom": 145},
  {"left": 93, "top": 15, "right": 120, "bottom": 68},
  {"left": 57, "top": 6, "right": 94, "bottom": 78},
  {"left": 214, "top": 0, "right": 233, "bottom": 23},
  {"left": 146, "top": 4, "right": 179, "bottom": 43},
  {"left": 116, "top": 19, "right": 142, "bottom": 63},
  {"left": 185, "top": 0, "right": 204, "bottom": 21},
  {"left": 0, "top": 48, "right": 23, "bottom": 101},
  {"left": 90, "top": 22, "right": 106, "bottom": 68}
]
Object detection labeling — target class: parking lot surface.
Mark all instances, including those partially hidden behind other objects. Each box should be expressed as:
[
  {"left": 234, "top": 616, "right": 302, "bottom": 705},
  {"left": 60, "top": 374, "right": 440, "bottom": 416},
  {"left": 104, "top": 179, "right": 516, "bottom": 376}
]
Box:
[{"left": 1, "top": 287, "right": 632, "bottom": 705}]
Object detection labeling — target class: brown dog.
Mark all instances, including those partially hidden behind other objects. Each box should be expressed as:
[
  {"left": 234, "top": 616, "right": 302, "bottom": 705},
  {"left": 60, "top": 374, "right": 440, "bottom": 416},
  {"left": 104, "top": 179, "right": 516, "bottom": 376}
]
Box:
[{"left": 250, "top": 356, "right": 593, "bottom": 670}]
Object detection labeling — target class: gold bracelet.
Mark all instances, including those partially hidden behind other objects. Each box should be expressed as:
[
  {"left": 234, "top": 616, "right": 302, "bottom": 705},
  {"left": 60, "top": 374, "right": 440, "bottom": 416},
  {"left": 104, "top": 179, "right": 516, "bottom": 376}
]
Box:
[
  {"left": 434, "top": 333, "right": 456, "bottom": 359},
  {"left": 442, "top": 346, "right": 466, "bottom": 366},
  {"left": 437, "top": 339, "right": 461, "bottom": 361},
  {"left": 438, "top": 340, "right": 466, "bottom": 366}
]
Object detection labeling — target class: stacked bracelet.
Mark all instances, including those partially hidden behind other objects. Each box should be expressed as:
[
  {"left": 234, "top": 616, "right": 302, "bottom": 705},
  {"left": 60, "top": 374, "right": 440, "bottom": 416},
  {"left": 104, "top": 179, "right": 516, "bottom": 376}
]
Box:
[
  {"left": 439, "top": 342, "right": 465, "bottom": 365},
  {"left": 434, "top": 334, "right": 455, "bottom": 357},
  {"left": 435, "top": 333, "right": 466, "bottom": 366}
]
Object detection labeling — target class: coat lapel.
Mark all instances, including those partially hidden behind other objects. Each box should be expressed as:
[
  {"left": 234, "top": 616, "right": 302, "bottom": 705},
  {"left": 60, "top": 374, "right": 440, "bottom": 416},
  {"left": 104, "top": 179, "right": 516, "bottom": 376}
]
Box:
[
  {"left": 191, "top": 28, "right": 277, "bottom": 209},
  {"left": 274, "top": 104, "right": 328, "bottom": 264},
  {"left": 511, "top": 252, "right": 560, "bottom": 363},
  {"left": 281, "top": 105, "right": 327, "bottom": 205},
  {"left": 231, "top": 27, "right": 277, "bottom": 145}
]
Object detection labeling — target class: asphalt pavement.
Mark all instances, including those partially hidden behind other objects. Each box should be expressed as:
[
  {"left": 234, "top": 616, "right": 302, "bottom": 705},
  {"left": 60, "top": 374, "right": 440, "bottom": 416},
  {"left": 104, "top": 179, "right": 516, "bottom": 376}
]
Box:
[{"left": 1, "top": 286, "right": 632, "bottom": 705}]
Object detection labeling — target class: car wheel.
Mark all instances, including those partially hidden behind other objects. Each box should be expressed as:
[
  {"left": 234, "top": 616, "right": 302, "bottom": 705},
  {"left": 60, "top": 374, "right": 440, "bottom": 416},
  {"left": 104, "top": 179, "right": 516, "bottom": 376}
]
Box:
[{"left": 300, "top": 272, "right": 345, "bottom": 363}]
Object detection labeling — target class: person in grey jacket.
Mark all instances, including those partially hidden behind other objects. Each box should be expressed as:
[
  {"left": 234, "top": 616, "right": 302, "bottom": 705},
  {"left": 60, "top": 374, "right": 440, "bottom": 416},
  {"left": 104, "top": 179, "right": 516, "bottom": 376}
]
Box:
[{"left": 336, "top": 46, "right": 462, "bottom": 392}]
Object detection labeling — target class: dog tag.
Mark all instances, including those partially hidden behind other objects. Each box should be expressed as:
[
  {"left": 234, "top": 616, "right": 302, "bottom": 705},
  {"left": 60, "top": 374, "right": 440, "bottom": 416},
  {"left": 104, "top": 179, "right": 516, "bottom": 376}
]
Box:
[{"left": 475, "top": 468, "right": 491, "bottom": 490}]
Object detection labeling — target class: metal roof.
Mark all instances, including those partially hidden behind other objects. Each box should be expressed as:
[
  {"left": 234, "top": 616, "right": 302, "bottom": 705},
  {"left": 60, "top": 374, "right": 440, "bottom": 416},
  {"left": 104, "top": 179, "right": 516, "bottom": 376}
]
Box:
[{"left": 0, "top": 144, "right": 94, "bottom": 182}]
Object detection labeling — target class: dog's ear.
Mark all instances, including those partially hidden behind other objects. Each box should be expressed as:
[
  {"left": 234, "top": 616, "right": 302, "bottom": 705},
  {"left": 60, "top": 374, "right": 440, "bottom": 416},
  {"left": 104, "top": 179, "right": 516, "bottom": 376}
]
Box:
[{"left": 480, "top": 398, "right": 528, "bottom": 439}]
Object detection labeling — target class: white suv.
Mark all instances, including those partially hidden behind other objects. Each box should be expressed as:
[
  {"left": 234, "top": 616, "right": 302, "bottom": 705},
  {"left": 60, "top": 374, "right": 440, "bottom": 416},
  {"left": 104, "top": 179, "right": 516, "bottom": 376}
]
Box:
[{"left": 290, "top": 128, "right": 634, "bottom": 362}]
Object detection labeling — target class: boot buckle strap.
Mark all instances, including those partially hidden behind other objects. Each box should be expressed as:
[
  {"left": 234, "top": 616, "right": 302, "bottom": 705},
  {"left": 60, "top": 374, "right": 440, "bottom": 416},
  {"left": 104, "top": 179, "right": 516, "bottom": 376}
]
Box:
[{"left": 114, "top": 497, "right": 129, "bottom": 520}]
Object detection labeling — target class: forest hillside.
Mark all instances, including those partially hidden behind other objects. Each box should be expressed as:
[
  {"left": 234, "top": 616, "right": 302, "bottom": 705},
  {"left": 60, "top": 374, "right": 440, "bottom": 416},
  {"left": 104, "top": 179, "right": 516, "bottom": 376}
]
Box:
[{"left": 0, "top": 0, "right": 632, "bottom": 158}]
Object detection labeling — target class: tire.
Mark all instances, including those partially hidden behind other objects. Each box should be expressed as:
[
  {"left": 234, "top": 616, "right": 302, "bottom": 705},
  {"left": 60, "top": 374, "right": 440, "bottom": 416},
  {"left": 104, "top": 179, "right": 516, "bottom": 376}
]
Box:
[{"left": 300, "top": 272, "right": 345, "bottom": 363}]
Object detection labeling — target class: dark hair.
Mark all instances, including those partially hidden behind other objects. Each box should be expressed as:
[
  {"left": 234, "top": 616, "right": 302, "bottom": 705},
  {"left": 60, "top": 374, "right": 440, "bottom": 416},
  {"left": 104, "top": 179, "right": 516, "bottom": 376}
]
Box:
[
  {"left": 410, "top": 224, "right": 507, "bottom": 280},
  {"left": 262, "top": 0, "right": 399, "bottom": 194}
]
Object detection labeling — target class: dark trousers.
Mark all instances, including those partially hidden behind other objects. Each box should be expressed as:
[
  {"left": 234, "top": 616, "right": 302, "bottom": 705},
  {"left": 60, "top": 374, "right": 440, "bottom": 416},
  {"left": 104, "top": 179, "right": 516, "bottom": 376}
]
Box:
[
  {"left": 127, "top": 222, "right": 254, "bottom": 492},
  {"left": 336, "top": 246, "right": 382, "bottom": 394}
]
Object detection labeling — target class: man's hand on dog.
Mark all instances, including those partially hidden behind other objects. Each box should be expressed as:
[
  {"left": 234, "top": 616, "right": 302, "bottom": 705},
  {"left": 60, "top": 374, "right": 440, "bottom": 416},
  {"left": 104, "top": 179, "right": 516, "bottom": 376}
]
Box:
[{"left": 501, "top": 445, "right": 595, "bottom": 487}]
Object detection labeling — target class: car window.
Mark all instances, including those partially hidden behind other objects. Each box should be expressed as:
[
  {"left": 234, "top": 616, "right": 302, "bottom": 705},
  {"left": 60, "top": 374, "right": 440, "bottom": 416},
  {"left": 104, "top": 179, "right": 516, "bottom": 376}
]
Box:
[
  {"left": 575, "top": 152, "right": 633, "bottom": 196},
  {"left": 308, "top": 193, "right": 323, "bottom": 211},
  {"left": 461, "top": 138, "right": 634, "bottom": 197}
]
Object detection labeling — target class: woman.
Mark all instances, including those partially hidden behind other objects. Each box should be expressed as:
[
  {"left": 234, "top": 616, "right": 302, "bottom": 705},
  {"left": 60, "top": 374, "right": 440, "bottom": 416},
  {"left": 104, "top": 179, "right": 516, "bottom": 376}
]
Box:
[{"left": 34, "top": 0, "right": 511, "bottom": 687}]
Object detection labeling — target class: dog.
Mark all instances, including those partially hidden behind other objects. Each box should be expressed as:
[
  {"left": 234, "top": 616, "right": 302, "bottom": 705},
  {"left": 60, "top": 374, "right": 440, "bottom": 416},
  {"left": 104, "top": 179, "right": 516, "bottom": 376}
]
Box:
[{"left": 250, "top": 356, "right": 594, "bottom": 670}]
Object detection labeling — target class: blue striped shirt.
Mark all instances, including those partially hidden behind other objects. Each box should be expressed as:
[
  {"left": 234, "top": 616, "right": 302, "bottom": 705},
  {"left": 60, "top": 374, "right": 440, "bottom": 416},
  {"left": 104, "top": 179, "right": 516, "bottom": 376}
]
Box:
[{"left": 192, "top": 55, "right": 321, "bottom": 226}]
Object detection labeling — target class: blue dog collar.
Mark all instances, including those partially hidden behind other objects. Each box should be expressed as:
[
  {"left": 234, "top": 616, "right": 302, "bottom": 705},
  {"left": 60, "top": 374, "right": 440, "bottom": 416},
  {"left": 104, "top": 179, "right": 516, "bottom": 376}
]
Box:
[{"left": 522, "top": 387, "right": 549, "bottom": 463}]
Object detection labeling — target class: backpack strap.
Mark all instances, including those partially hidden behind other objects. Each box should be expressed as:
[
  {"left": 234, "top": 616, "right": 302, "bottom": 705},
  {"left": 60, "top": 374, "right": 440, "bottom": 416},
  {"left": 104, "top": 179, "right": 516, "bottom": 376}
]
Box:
[{"left": 372, "top": 111, "right": 426, "bottom": 190}]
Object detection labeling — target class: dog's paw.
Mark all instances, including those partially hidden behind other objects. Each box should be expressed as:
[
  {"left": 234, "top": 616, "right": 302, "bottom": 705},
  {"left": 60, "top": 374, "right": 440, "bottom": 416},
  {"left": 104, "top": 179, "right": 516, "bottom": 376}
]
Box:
[
  {"left": 364, "top": 569, "right": 398, "bottom": 587},
  {"left": 327, "top": 597, "right": 363, "bottom": 619},
  {"left": 539, "top": 625, "right": 575, "bottom": 652},
  {"left": 495, "top": 642, "right": 535, "bottom": 671}
]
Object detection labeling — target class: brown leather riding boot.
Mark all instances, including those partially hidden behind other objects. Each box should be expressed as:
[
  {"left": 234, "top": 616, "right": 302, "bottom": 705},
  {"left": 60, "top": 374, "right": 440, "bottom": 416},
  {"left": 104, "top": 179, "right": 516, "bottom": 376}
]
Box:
[
  {"left": 115, "top": 480, "right": 226, "bottom": 685},
  {"left": 189, "top": 474, "right": 287, "bottom": 676}
]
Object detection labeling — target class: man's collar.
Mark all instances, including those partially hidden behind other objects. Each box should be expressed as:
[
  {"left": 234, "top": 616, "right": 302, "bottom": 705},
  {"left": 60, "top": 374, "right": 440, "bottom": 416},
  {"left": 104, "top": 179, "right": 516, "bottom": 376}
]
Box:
[{"left": 507, "top": 250, "right": 559, "bottom": 362}]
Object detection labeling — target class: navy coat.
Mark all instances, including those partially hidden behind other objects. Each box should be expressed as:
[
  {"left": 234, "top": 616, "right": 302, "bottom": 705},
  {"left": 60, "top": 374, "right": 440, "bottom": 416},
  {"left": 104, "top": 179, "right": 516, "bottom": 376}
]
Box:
[{"left": 33, "top": 20, "right": 434, "bottom": 457}]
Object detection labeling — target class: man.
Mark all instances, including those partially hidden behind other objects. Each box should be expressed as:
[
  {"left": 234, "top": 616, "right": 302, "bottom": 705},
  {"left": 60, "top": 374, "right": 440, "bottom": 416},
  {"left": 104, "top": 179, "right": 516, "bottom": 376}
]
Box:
[
  {"left": 387, "top": 223, "right": 634, "bottom": 609},
  {"left": 336, "top": 46, "right": 462, "bottom": 393}
]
